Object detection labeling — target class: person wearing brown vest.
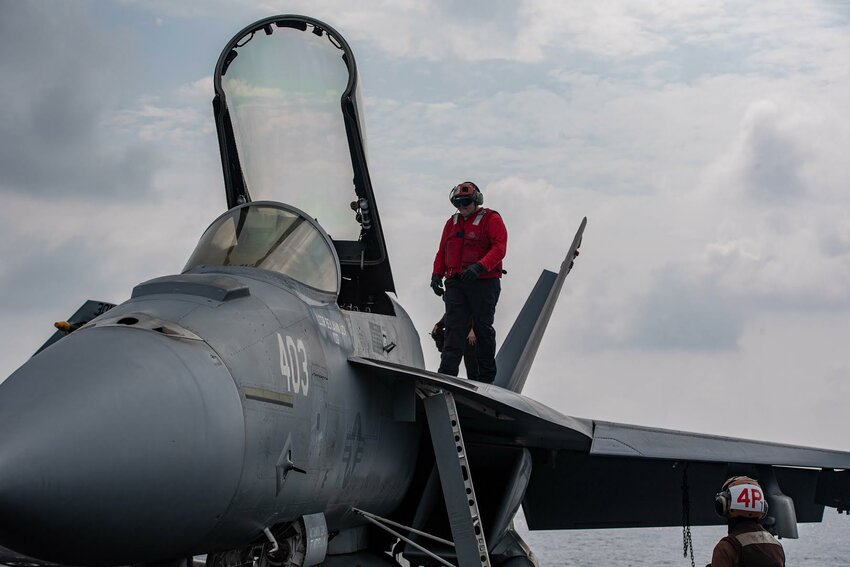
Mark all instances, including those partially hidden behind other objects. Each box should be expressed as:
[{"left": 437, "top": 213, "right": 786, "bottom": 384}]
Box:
[{"left": 709, "top": 476, "right": 785, "bottom": 567}]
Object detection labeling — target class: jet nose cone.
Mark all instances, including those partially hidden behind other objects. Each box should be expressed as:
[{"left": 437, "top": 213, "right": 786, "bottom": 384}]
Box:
[{"left": 0, "top": 326, "right": 245, "bottom": 565}]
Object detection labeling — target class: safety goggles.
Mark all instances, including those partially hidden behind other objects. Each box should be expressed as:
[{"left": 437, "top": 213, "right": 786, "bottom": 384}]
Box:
[{"left": 452, "top": 197, "right": 475, "bottom": 207}]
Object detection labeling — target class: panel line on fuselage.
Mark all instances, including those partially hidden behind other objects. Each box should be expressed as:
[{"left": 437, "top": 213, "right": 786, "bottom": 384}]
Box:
[{"left": 244, "top": 386, "right": 295, "bottom": 408}]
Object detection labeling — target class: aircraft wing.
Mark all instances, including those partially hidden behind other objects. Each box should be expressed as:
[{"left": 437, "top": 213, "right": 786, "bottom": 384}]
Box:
[
  {"left": 350, "top": 357, "right": 850, "bottom": 534},
  {"left": 350, "top": 356, "right": 593, "bottom": 451},
  {"left": 590, "top": 420, "right": 850, "bottom": 468},
  {"left": 526, "top": 422, "right": 850, "bottom": 532}
]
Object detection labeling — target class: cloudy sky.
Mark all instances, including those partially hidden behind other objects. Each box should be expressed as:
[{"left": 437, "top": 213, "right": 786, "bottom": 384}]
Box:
[{"left": 2, "top": 0, "right": 850, "bottom": 456}]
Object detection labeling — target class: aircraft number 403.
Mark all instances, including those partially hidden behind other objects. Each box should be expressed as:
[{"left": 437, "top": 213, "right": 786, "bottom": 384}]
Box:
[{"left": 277, "top": 333, "right": 309, "bottom": 397}]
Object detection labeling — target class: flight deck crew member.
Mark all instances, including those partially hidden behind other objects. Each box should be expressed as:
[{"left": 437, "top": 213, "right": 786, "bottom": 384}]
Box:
[
  {"left": 709, "top": 476, "right": 785, "bottom": 567},
  {"left": 431, "top": 182, "right": 507, "bottom": 383}
]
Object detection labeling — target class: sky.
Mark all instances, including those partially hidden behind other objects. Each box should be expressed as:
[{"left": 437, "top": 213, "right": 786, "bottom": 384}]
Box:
[{"left": 2, "top": 0, "right": 850, "bottom": 460}]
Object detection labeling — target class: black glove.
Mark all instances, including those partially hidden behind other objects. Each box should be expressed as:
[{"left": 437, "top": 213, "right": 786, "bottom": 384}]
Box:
[
  {"left": 461, "top": 263, "right": 485, "bottom": 281},
  {"left": 430, "top": 274, "right": 445, "bottom": 296}
]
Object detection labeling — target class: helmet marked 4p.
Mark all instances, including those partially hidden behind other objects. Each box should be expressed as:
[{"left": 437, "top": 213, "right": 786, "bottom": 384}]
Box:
[{"left": 714, "top": 476, "right": 769, "bottom": 519}]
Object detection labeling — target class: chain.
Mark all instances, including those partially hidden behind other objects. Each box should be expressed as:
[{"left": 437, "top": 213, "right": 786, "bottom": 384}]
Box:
[{"left": 681, "top": 463, "right": 696, "bottom": 567}]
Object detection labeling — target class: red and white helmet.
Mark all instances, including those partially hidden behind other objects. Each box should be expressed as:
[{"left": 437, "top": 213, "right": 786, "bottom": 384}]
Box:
[{"left": 714, "top": 476, "right": 769, "bottom": 519}]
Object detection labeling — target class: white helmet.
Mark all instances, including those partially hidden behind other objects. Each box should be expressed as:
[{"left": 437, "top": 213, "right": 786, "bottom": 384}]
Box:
[{"left": 714, "top": 476, "right": 769, "bottom": 519}]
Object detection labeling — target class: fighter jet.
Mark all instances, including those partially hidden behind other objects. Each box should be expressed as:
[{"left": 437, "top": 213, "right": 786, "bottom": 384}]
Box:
[{"left": 1, "top": 14, "right": 848, "bottom": 567}]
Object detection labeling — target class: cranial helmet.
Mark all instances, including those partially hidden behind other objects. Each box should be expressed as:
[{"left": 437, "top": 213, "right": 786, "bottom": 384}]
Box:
[
  {"left": 449, "top": 182, "right": 483, "bottom": 206},
  {"left": 714, "top": 476, "right": 769, "bottom": 519}
]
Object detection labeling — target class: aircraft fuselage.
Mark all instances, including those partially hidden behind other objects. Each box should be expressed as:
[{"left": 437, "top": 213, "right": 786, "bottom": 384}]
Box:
[{"left": 0, "top": 266, "right": 423, "bottom": 564}]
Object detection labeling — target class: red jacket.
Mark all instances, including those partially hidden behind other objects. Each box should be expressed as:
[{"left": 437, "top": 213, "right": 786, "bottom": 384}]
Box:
[{"left": 433, "top": 208, "right": 507, "bottom": 279}]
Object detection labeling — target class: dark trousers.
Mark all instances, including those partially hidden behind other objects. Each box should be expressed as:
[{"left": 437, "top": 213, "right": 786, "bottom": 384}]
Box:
[{"left": 438, "top": 278, "right": 501, "bottom": 382}]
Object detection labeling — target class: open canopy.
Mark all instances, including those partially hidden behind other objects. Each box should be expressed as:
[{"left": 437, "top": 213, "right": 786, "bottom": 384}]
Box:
[{"left": 213, "top": 15, "right": 395, "bottom": 311}]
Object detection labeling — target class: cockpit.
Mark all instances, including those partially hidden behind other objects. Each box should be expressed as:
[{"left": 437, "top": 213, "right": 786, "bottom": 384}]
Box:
[{"left": 184, "top": 202, "right": 340, "bottom": 296}]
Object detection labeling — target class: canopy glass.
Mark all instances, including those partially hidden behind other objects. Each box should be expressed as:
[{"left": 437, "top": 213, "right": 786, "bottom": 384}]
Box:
[
  {"left": 184, "top": 203, "right": 339, "bottom": 294},
  {"left": 220, "top": 22, "right": 361, "bottom": 241}
]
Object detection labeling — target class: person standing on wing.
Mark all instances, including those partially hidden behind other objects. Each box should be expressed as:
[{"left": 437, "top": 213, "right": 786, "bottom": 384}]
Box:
[{"left": 430, "top": 182, "right": 507, "bottom": 383}]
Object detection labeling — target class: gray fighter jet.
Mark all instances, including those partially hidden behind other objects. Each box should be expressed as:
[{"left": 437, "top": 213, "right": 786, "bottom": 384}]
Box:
[{"left": 1, "top": 15, "right": 848, "bottom": 567}]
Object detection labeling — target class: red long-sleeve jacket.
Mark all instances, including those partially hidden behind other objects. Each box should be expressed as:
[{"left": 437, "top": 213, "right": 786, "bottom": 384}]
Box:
[{"left": 432, "top": 208, "right": 507, "bottom": 279}]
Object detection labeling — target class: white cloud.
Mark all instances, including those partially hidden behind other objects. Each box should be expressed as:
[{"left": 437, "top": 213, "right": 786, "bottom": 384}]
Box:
[
  {"left": 111, "top": 102, "right": 213, "bottom": 144},
  {"left": 517, "top": 0, "right": 673, "bottom": 59},
  {"left": 177, "top": 76, "right": 215, "bottom": 100}
]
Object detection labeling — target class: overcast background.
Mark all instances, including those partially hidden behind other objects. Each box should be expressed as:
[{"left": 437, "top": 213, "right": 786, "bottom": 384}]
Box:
[{"left": 2, "top": 0, "right": 850, "bottom": 455}]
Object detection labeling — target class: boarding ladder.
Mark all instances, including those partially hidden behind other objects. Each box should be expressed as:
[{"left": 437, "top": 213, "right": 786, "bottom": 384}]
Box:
[
  {"left": 422, "top": 388, "right": 490, "bottom": 567},
  {"left": 353, "top": 388, "right": 489, "bottom": 567}
]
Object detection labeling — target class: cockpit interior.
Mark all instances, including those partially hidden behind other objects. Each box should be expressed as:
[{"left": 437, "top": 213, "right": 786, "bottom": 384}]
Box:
[{"left": 184, "top": 203, "right": 340, "bottom": 296}]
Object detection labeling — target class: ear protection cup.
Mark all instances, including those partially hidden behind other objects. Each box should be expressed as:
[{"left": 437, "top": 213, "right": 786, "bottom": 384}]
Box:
[
  {"left": 714, "top": 492, "right": 730, "bottom": 517},
  {"left": 465, "top": 181, "right": 484, "bottom": 205}
]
